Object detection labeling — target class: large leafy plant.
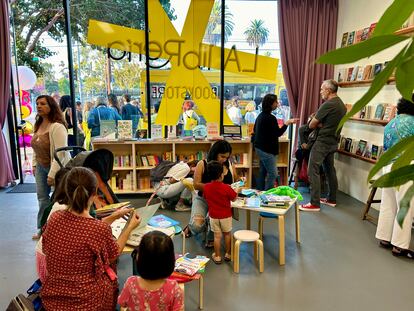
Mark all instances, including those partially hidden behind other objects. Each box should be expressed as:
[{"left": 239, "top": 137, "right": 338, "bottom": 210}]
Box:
[{"left": 317, "top": 0, "right": 414, "bottom": 226}]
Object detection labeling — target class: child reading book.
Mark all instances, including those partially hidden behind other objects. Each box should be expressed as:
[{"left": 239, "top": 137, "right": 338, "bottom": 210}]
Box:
[
  {"left": 203, "top": 161, "right": 238, "bottom": 264},
  {"left": 118, "top": 231, "right": 184, "bottom": 310}
]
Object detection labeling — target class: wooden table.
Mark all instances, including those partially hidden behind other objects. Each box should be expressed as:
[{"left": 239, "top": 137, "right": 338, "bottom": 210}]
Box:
[{"left": 231, "top": 198, "right": 300, "bottom": 265}]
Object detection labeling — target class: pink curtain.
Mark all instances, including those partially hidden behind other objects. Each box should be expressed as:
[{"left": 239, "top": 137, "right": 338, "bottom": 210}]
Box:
[
  {"left": 278, "top": 0, "right": 338, "bottom": 130},
  {"left": 0, "top": 0, "right": 16, "bottom": 187}
]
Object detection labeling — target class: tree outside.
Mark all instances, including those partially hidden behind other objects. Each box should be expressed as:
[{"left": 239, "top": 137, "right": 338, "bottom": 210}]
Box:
[
  {"left": 244, "top": 19, "right": 270, "bottom": 48},
  {"left": 204, "top": 1, "right": 235, "bottom": 45}
]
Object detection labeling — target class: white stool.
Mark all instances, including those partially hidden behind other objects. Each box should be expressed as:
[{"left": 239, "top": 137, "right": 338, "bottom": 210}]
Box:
[{"left": 232, "top": 230, "right": 264, "bottom": 273}]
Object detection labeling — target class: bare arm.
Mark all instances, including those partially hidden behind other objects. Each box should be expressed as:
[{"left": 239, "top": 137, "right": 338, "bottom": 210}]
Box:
[
  {"left": 115, "top": 212, "right": 141, "bottom": 254},
  {"left": 309, "top": 117, "right": 321, "bottom": 130},
  {"left": 193, "top": 160, "right": 206, "bottom": 191}
]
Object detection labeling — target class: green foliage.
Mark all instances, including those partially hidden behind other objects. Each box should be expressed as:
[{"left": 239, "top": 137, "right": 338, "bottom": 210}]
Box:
[
  {"left": 58, "top": 77, "right": 70, "bottom": 95},
  {"left": 316, "top": 0, "right": 414, "bottom": 227},
  {"left": 204, "top": 1, "right": 235, "bottom": 45},
  {"left": 244, "top": 19, "right": 270, "bottom": 48}
]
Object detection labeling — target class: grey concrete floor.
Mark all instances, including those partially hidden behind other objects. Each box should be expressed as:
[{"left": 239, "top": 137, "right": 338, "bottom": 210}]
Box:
[{"left": 0, "top": 187, "right": 413, "bottom": 310}]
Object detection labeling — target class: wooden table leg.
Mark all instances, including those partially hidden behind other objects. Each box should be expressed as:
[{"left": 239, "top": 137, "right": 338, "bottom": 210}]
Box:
[
  {"left": 278, "top": 215, "right": 285, "bottom": 265},
  {"left": 246, "top": 210, "right": 251, "bottom": 230},
  {"left": 295, "top": 202, "right": 301, "bottom": 243},
  {"left": 199, "top": 275, "right": 204, "bottom": 309}
]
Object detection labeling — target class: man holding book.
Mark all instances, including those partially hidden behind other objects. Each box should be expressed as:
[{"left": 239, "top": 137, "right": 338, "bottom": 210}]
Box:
[{"left": 300, "top": 80, "right": 346, "bottom": 212}]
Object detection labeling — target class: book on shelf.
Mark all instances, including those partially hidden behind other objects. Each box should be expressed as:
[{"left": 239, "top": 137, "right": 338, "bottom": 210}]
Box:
[
  {"left": 140, "top": 155, "right": 149, "bottom": 167},
  {"left": 167, "top": 125, "right": 177, "bottom": 139},
  {"left": 340, "top": 32, "right": 349, "bottom": 47},
  {"left": 350, "top": 140, "right": 359, "bottom": 153},
  {"left": 339, "top": 136, "right": 346, "bottom": 150},
  {"left": 361, "top": 27, "right": 370, "bottom": 41},
  {"left": 137, "top": 129, "right": 148, "bottom": 139},
  {"left": 346, "top": 68, "right": 354, "bottom": 81},
  {"left": 344, "top": 138, "right": 353, "bottom": 152},
  {"left": 374, "top": 104, "right": 385, "bottom": 120},
  {"left": 117, "top": 120, "right": 132, "bottom": 140},
  {"left": 363, "top": 143, "right": 372, "bottom": 158},
  {"left": 368, "top": 22, "right": 377, "bottom": 38},
  {"left": 206, "top": 122, "right": 220, "bottom": 140},
  {"left": 356, "top": 66, "right": 364, "bottom": 81},
  {"left": 100, "top": 120, "right": 116, "bottom": 139},
  {"left": 350, "top": 66, "right": 360, "bottom": 81},
  {"left": 382, "top": 104, "right": 396, "bottom": 121},
  {"left": 355, "top": 140, "right": 367, "bottom": 156},
  {"left": 373, "top": 63, "right": 383, "bottom": 77},
  {"left": 151, "top": 124, "right": 163, "bottom": 140},
  {"left": 362, "top": 65, "right": 373, "bottom": 80},
  {"left": 247, "top": 123, "right": 255, "bottom": 137},
  {"left": 359, "top": 106, "right": 366, "bottom": 119},
  {"left": 355, "top": 29, "right": 363, "bottom": 43},
  {"left": 345, "top": 103, "right": 353, "bottom": 113},
  {"left": 337, "top": 68, "right": 346, "bottom": 82},
  {"left": 114, "top": 155, "right": 130, "bottom": 167},
  {"left": 347, "top": 31, "right": 355, "bottom": 45},
  {"left": 371, "top": 145, "right": 379, "bottom": 160},
  {"left": 365, "top": 106, "right": 373, "bottom": 119}
]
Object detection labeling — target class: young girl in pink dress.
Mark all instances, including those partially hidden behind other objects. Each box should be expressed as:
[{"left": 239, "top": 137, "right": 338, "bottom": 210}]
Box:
[{"left": 118, "top": 231, "right": 184, "bottom": 310}]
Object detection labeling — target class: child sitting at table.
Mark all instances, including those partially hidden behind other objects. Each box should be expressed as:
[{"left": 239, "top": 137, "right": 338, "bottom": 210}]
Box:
[
  {"left": 118, "top": 231, "right": 184, "bottom": 310},
  {"left": 203, "top": 161, "right": 238, "bottom": 264}
]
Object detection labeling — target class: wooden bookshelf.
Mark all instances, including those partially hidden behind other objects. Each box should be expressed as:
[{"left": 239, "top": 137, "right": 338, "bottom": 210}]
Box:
[
  {"left": 338, "top": 76, "right": 395, "bottom": 88},
  {"left": 337, "top": 149, "right": 377, "bottom": 164},
  {"left": 348, "top": 118, "right": 388, "bottom": 126},
  {"left": 395, "top": 25, "right": 414, "bottom": 36}
]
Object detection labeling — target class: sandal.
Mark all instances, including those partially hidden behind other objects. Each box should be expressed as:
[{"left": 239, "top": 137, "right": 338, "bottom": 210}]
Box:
[
  {"left": 392, "top": 246, "right": 414, "bottom": 259},
  {"left": 182, "top": 225, "right": 192, "bottom": 238},
  {"left": 379, "top": 240, "right": 392, "bottom": 249},
  {"left": 211, "top": 253, "right": 222, "bottom": 264},
  {"left": 224, "top": 253, "right": 231, "bottom": 262}
]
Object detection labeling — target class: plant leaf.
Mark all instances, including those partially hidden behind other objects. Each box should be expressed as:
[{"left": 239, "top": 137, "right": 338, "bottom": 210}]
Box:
[
  {"left": 338, "top": 49, "right": 406, "bottom": 130},
  {"left": 396, "top": 184, "right": 414, "bottom": 228},
  {"left": 372, "top": 0, "right": 414, "bottom": 36},
  {"left": 395, "top": 41, "right": 414, "bottom": 100},
  {"left": 391, "top": 142, "right": 414, "bottom": 171},
  {"left": 368, "top": 136, "right": 414, "bottom": 181},
  {"left": 316, "top": 35, "right": 408, "bottom": 65},
  {"left": 372, "top": 165, "right": 414, "bottom": 188}
]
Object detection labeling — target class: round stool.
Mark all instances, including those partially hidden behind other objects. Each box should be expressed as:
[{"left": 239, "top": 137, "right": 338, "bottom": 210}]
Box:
[
  {"left": 258, "top": 212, "right": 278, "bottom": 241},
  {"left": 232, "top": 230, "right": 264, "bottom": 273}
]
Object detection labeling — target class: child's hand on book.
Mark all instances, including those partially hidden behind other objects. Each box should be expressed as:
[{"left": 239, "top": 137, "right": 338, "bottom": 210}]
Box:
[{"left": 127, "top": 211, "right": 141, "bottom": 230}]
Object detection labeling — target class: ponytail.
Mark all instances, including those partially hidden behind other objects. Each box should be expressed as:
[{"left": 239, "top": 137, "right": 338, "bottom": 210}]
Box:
[{"left": 65, "top": 167, "right": 97, "bottom": 213}]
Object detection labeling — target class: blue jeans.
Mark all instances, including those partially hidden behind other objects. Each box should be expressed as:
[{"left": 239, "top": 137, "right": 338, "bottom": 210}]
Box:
[
  {"left": 35, "top": 164, "right": 51, "bottom": 229},
  {"left": 188, "top": 196, "right": 214, "bottom": 241},
  {"left": 255, "top": 148, "right": 278, "bottom": 191}
]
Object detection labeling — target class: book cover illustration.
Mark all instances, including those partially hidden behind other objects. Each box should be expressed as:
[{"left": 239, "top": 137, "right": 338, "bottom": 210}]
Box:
[
  {"left": 355, "top": 29, "right": 363, "bottom": 43},
  {"left": 117, "top": 120, "right": 132, "bottom": 139},
  {"left": 148, "top": 214, "right": 180, "bottom": 228},
  {"left": 350, "top": 66, "right": 360, "bottom": 81},
  {"left": 137, "top": 129, "right": 148, "bottom": 139},
  {"left": 368, "top": 22, "right": 377, "bottom": 38},
  {"left": 356, "top": 66, "right": 364, "bottom": 81},
  {"left": 347, "top": 31, "right": 355, "bottom": 45},
  {"left": 382, "top": 104, "right": 396, "bottom": 121},
  {"left": 100, "top": 120, "right": 116, "bottom": 139},
  {"left": 361, "top": 27, "right": 370, "bottom": 41},
  {"left": 356, "top": 140, "right": 367, "bottom": 156},
  {"left": 364, "top": 143, "right": 372, "bottom": 158},
  {"left": 344, "top": 138, "right": 353, "bottom": 152},
  {"left": 341, "top": 32, "right": 349, "bottom": 47},
  {"left": 373, "top": 63, "right": 383, "bottom": 77},
  {"left": 167, "top": 125, "right": 177, "bottom": 139},
  {"left": 151, "top": 124, "right": 163, "bottom": 140},
  {"left": 207, "top": 122, "right": 220, "bottom": 140},
  {"left": 346, "top": 68, "right": 354, "bottom": 81},
  {"left": 362, "top": 65, "right": 373, "bottom": 80},
  {"left": 374, "top": 104, "right": 385, "bottom": 120},
  {"left": 371, "top": 145, "right": 379, "bottom": 160}
]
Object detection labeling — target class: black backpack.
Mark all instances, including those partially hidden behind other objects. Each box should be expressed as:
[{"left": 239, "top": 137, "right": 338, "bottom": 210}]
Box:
[{"left": 150, "top": 161, "right": 177, "bottom": 183}]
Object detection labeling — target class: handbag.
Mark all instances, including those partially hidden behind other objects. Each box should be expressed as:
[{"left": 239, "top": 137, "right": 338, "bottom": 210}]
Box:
[{"left": 6, "top": 279, "right": 44, "bottom": 311}]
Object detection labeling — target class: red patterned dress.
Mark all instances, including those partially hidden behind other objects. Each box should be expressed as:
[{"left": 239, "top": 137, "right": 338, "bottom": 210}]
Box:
[{"left": 41, "top": 210, "right": 119, "bottom": 310}]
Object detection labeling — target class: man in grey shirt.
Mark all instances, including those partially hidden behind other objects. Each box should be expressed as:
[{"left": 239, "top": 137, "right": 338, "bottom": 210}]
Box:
[{"left": 300, "top": 79, "right": 346, "bottom": 212}]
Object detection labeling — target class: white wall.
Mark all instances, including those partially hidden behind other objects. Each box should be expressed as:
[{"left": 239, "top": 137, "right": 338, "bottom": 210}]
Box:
[{"left": 335, "top": 0, "right": 402, "bottom": 203}]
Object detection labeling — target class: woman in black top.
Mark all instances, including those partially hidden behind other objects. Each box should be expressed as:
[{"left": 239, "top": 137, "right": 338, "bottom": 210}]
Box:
[
  {"left": 253, "top": 94, "right": 297, "bottom": 190},
  {"left": 183, "top": 140, "right": 238, "bottom": 247}
]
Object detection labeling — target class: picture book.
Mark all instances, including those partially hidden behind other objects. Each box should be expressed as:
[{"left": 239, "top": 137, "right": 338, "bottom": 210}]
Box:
[
  {"left": 361, "top": 27, "right": 370, "bottom": 41},
  {"left": 167, "top": 125, "right": 177, "bottom": 139},
  {"left": 364, "top": 143, "right": 372, "bottom": 158},
  {"left": 359, "top": 106, "right": 366, "bottom": 119},
  {"left": 344, "top": 138, "right": 353, "bottom": 152},
  {"left": 137, "top": 129, "right": 148, "bottom": 139},
  {"left": 374, "top": 104, "right": 385, "bottom": 120},
  {"left": 347, "top": 31, "right": 355, "bottom": 45},
  {"left": 148, "top": 214, "right": 179, "bottom": 228},
  {"left": 383, "top": 104, "right": 396, "bottom": 121},
  {"left": 175, "top": 254, "right": 210, "bottom": 276},
  {"left": 151, "top": 124, "right": 163, "bottom": 140},
  {"left": 368, "top": 22, "right": 377, "bottom": 38},
  {"left": 117, "top": 120, "right": 132, "bottom": 140},
  {"left": 355, "top": 140, "right": 367, "bottom": 156},
  {"left": 371, "top": 145, "right": 379, "bottom": 160},
  {"left": 350, "top": 66, "right": 360, "bottom": 81},
  {"left": 355, "top": 29, "right": 363, "bottom": 43},
  {"left": 207, "top": 122, "right": 220, "bottom": 140},
  {"left": 350, "top": 140, "right": 359, "bottom": 153},
  {"left": 373, "top": 63, "right": 383, "bottom": 77},
  {"left": 95, "top": 201, "right": 131, "bottom": 217},
  {"left": 341, "top": 32, "right": 349, "bottom": 47},
  {"left": 365, "top": 106, "right": 373, "bottom": 119},
  {"left": 100, "top": 120, "right": 116, "bottom": 139},
  {"left": 339, "top": 136, "right": 347, "bottom": 150},
  {"left": 140, "top": 155, "right": 149, "bottom": 167},
  {"left": 356, "top": 66, "right": 364, "bottom": 81},
  {"left": 346, "top": 68, "right": 354, "bottom": 81},
  {"left": 362, "top": 65, "right": 373, "bottom": 80}
]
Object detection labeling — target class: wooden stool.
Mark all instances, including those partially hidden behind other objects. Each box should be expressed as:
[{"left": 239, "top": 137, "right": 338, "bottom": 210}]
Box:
[
  {"left": 232, "top": 230, "right": 264, "bottom": 273},
  {"left": 258, "top": 212, "right": 278, "bottom": 241},
  {"left": 362, "top": 181, "right": 380, "bottom": 224}
]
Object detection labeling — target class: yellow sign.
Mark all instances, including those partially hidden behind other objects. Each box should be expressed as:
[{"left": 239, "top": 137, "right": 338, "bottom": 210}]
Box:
[{"left": 87, "top": 0, "right": 279, "bottom": 125}]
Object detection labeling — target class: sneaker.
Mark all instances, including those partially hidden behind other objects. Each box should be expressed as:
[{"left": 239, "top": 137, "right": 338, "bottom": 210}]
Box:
[
  {"left": 299, "top": 203, "right": 320, "bottom": 212},
  {"left": 320, "top": 198, "right": 337, "bottom": 207},
  {"left": 175, "top": 202, "right": 191, "bottom": 212}
]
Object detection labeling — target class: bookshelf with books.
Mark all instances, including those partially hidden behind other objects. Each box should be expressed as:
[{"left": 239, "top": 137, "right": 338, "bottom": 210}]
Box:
[{"left": 92, "top": 139, "right": 290, "bottom": 194}]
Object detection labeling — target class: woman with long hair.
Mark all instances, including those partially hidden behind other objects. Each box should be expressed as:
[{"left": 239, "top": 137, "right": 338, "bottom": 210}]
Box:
[{"left": 31, "top": 95, "right": 70, "bottom": 239}]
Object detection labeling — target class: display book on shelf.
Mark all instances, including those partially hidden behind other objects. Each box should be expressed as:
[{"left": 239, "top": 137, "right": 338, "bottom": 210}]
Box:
[{"left": 92, "top": 138, "right": 290, "bottom": 194}]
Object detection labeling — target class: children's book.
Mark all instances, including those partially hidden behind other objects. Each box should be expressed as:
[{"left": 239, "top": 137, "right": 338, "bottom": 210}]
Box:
[
  {"left": 347, "top": 31, "right": 355, "bottom": 45},
  {"left": 346, "top": 68, "right": 353, "bottom": 81},
  {"left": 373, "top": 63, "right": 383, "bottom": 77},
  {"left": 151, "top": 124, "right": 163, "bottom": 140},
  {"left": 356, "top": 66, "right": 364, "bottom": 81},
  {"left": 371, "top": 145, "right": 379, "bottom": 160},
  {"left": 355, "top": 29, "right": 363, "bottom": 43},
  {"left": 374, "top": 104, "right": 385, "bottom": 120},
  {"left": 364, "top": 143, "right": 372, "bottom": 158},
  {"left": 362, "top": 65, "right": 373, "bottom": 80},
  {"left": 341, "top": 32, "right": 349, "bottom": 47},
  {"left": 344, "top": 138, "right": 353, "bottom": 152},
  {"left": 100, "top": 120, "right": 116, "bottom": 139},
  {"left": 207, "top": 122, "right": 220, "bottom": 140},
  {"left": 361, "top": 27, "right": 370, "bottom": 41},
  {"left": 95, "top": 201, "right": 131, "bottom": 217},
  {"left": 355, "top": 140, "right": 367, "bottom": 156},
  {"left": 137, "top": 129, "right": 148, "bottom": 139},
  {"left": 167, "top": 125, "right": 177, "bottom": 139},
  {"left": 175, "top": 254, "right": 210, "bottom": 276},
  {"left": 350, "top": 66, "right": 360, "bottom": 81},
  {"left": 117, "top": 120, "right": 132, "bottom": 139},
  {"left": 148, "top": 214, "right": 180, "bottom": 228},
  {"left": 368, "top": 22, "right": 377, "bottom": 38},
  {"left": 382, "top": 104, "right": 396, "bottom": 122}
]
